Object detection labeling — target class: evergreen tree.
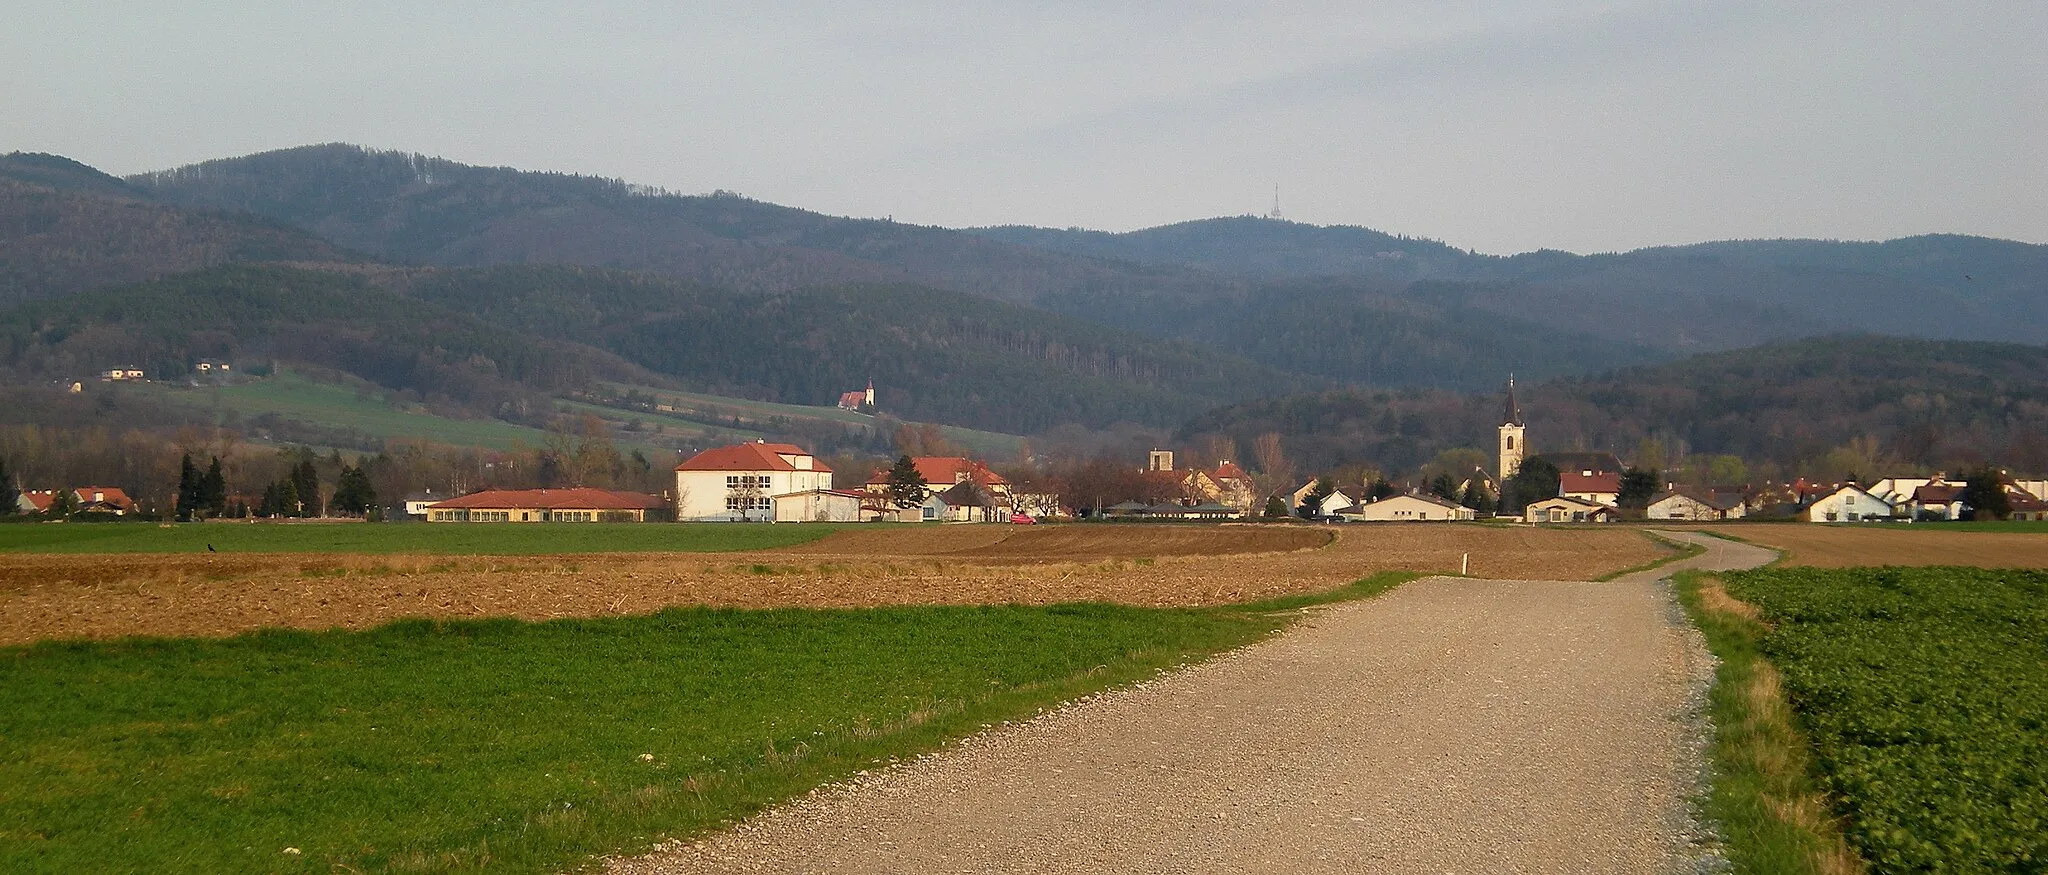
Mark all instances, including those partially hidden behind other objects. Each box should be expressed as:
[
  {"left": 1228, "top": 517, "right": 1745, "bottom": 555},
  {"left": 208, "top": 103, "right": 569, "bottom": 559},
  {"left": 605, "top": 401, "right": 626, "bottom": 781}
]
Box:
[
  {"left": 200, "top": 456, "right": 228, "bottom": 518},
  {"left": 1368, "top": 478, "right": 1398, "bottom": 501},
  {"left": 1503, "top": 457, "right": 1562, "bottom": 515},
  {"left": 1618, "top": 467, "right": 1661, "bottom": 508},
  {"left": 0, "top": 457, "right": 16, "bottom": 516},
  {"left": 1429, "top": 473, "right": 1458, "bottom": 501},
  {"left": 332, "top": 465, "right": 377, "bottom": 515},
  {"left": 1459, "top": 481, "right": 1493, "bottom": 512},
  {"left": 175, "top": 454, "right": 200, "bottom": 522},
  {"left": 292, "top": 459, "right": 322, "bottom": 517},
  {"left": 1964, "top": 467, "right": 2011, "bottom": 521},
  {"left": 1262, "top": 495, "right": 1290, "bottom": 519},
  {"left": 884, "top": 455, "right": 929, "bottom": 510},
  {"left": 277, "top": 478, "right": 302, "bottom": 518},
  {"left": 47, "top": 488, "right": 80, "bottom": 518}
]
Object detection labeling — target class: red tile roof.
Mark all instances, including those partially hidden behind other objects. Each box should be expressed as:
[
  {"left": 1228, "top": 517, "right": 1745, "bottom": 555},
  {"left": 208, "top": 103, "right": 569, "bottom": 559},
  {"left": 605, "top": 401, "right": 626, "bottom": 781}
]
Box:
[
  {"left": 1915, "top": 484, "right": 1967, "bottom": 503},
  {"left": 18, "top": 490, "right": 56, "bottom": 513},
  {"left": 1559, "top": 472, "right": 1621, "bottom": 494},
  {"left": 675, "top": 442, "right": 829, "bottom": 473},
  {"left": 865, "top": 457, "right": 1006, "bottom": 487},
  {"left": 429, "top": 488, "right": 668, "bottom": 511},
  {"left": 1213, "top": 461, "right": 1250, "bottom": 481},
  {"left": 74, "top": 486, "right": 134, "bottom": 510}
]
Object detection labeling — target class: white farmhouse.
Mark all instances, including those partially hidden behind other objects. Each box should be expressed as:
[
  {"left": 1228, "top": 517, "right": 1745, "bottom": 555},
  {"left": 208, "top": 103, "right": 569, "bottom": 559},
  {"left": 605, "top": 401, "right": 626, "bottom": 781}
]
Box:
[
  {"left": 1646, "top": 489, "right": 1746, "bottom": 521},
  {"left": 1803, "top": 484, "right": 1894, "bottom": 522},
  {"left": 1345, "top": 493, "right": 1475, "bottom": 522},
  {"left": 674, "top": 441, "right": 834, "bottom": 522}
]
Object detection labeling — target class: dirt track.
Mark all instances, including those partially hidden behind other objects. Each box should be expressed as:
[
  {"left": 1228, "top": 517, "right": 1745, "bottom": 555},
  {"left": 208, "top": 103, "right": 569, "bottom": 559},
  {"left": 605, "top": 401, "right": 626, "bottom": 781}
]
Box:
[
  {"left": 0, "top": 524, "right": 1665, "bottom": 645},
  {"left": 608, "top": 532, "right": 1768, "bottom": 875}
]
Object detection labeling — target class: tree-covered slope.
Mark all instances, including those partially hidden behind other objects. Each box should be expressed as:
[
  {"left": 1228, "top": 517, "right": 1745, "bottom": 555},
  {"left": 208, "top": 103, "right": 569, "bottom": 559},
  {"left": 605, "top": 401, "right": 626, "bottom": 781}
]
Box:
[
  {"left": 1179, "top": 336, "right": 2048, "bottom": 477},
  {"left": 395, "top": 266, "right": 1313, "bottom": 433},
  {"left": 0, "top": 172, "right": 355, "bottom": 305}
]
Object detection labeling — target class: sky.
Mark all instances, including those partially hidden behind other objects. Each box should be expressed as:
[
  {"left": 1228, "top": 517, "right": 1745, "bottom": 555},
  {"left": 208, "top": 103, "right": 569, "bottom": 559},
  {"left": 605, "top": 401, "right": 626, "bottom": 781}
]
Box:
[{"left": 4, "top": 0, "right": 2044, "bottom": 254}]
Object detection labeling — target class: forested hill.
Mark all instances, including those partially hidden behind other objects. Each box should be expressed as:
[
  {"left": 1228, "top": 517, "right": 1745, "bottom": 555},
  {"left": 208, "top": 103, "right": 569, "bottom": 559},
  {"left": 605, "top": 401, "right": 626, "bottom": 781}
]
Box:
[
  {"left": 1178, "top": 336, "right": 2048, "bottom": 478},
  {"left": 0, "top": 263, "right": 1309, "bottom": 434},
  {"left": 0, "top": 155, "right": 355, "bottom": 304},
  {"left": 981, "top": 217, "right": 2048, "bottom": 350},
  {"left": 124, "top": 144, "right": 1233, "bottom": 308}
]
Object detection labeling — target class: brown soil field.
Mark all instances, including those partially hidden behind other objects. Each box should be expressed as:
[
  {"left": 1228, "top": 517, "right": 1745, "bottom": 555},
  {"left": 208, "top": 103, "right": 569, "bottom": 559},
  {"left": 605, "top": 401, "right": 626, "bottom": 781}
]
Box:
[
  {"left": 1703, "top": 524, "right": 2048, "bottom": 568},
  {"left": 0, "top": 524, "right": 1667, "bottom": 645}
]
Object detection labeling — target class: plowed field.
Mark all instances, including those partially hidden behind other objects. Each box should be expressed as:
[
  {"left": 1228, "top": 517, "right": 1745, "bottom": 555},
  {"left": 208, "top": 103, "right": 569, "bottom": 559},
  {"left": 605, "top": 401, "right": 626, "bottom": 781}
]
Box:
[
  {"left": 1704, "top": 525, "right": 2048, "bottom": 568},
  {"left": 0, "top": 524, "right": 1665, "bottom": 644}
]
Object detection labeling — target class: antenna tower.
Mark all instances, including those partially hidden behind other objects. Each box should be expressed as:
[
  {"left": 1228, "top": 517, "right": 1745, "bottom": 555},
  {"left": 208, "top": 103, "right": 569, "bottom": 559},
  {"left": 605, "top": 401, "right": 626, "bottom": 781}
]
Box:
[{"left": 1266, "top": 184, "right": 1283, "bottom": 220}]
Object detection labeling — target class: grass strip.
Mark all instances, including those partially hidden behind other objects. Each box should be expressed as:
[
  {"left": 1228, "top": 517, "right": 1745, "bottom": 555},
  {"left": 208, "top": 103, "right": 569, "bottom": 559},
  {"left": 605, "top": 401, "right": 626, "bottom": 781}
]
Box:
[
  {"left": 1594, "top": 531, "right": 1706, "bottom": 581},
  {"left": 0, "top": 522, "right": 849, "bottom": 555},
  {"left": 1674, "top": 570, "right": 1865, "bottom": 875},
  {"left": 0, "top": 572, "right": 1417, "bottom": 874}
]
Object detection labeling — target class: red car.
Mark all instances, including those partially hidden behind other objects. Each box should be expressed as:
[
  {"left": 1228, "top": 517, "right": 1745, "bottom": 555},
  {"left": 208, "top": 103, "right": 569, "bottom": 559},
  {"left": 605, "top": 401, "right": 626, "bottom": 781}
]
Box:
[{"left": 1009, "top": 513, "right": 1038, "bottom": 525}]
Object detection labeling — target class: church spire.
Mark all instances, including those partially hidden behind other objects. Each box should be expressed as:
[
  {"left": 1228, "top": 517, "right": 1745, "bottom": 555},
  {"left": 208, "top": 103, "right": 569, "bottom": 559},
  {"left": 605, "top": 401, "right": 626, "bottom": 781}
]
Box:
[{"left": 1502, "top": 375, "right": 1523, "bottom": 427}]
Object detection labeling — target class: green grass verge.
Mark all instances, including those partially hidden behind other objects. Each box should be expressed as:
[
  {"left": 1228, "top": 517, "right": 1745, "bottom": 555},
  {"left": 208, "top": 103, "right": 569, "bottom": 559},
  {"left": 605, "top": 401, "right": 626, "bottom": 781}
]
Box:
[
  {"left": 1674, "top": 570, "right": 1862, "bottom": 874},
  {"left": 0, "top": 572, "right": 1418, "bottom": 874},
  {"left": 0, "top": 523, "right": 849, "bottom": 555}
]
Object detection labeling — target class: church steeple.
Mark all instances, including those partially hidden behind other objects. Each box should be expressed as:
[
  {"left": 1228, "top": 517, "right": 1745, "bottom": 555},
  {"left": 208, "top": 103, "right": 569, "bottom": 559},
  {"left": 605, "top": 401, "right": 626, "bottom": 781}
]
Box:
[{"left": 1498, "top": 376, "right": 1526, "bottom": 481}]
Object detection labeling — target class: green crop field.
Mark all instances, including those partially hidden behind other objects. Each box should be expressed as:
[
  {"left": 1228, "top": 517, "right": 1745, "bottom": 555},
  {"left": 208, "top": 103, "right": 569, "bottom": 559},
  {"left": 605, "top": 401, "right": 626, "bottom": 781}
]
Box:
[
  {"left": 607, "top": 383, "right": 1028, "bottom": 458},
  {"left": 0, "top": 522, "right": 847, "bottom": 555},
  {"left": 0, "top": 573, "right": 1415, "bottom": 874},
  {"left": 1720, "top": 566, "right": 2048, "bottom": 872}
]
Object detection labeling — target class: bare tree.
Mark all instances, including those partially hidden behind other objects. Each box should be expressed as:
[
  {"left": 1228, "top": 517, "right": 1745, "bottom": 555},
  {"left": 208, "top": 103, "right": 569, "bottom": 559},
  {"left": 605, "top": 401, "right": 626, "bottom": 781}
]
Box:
[{"left": 1252, "top": 431, "right": 1295, "bottom": 500}]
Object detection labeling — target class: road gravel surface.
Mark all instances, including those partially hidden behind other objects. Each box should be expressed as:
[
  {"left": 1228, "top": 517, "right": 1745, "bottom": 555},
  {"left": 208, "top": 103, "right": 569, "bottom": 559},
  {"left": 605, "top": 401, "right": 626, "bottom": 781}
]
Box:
[{"left": 607, "top": 531, "right": 1774, "bottom": 874}]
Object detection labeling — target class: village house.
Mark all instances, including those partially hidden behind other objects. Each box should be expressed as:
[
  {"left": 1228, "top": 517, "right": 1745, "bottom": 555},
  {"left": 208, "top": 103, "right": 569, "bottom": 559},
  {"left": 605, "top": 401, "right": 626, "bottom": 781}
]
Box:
[
  {"left": 1345, "top": 493, "right": 1475, "bottom": 522},
  {"left": 1646, "top": 489, "right": 1747, "bottom": 521},
  {"left": 19, "top": 487, "right": 137, "bottom": 515},
  {"left": 1909, "top": 482, "right": 1968, "bottom": 521},
  {"left": 425, "top": 487, "right": 667, "bottom": 522},
  {"left": 1523, "top": 495, "right": 1619, "bottom": 523},
  {"left": 921, "top": 480, "right": 1009, "bottom": 522},
  {"left": 1558, "top": 470, "right": 1622, "bottom": 506},
  {"left": 1802, "top": 484, "right": 1894, "bottom": 522},
  {"left": 772, "top": 488, "right": 866, "bottom": 522},
  {"left": 403, "top": 490, "right": 446, "bottom": 519},
  {"left": 1290, "top": 479, "right": 1356, "bottom": 517},
  {"left": 865, "top": 456, "right": 1011, "bottom": 501},
  {"left": 674, "top": 441, "right": 834, "bottom": 522}
]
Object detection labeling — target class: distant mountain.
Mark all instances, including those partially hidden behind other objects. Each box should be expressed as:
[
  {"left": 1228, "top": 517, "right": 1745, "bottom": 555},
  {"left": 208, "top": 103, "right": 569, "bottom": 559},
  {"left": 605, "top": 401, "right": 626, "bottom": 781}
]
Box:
[
  {"left": 0, "top": 156, "right": 355, "bottom": 305},
  {"left": 1179, "top": 336, "right": 2048, "bottom": 478},
  {"left": 981, "top": 217, "right": 2048, "bottom": 351}
]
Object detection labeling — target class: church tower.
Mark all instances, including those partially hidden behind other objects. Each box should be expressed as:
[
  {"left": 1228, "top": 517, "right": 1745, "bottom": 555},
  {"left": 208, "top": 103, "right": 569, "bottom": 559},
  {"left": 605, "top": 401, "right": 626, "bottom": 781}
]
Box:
[
  {"left": 863, "top": 379, "right": 875, "bottom": 409},
  {"left": 1498, "top": 376, "right": 1525, "bottom": 482}
]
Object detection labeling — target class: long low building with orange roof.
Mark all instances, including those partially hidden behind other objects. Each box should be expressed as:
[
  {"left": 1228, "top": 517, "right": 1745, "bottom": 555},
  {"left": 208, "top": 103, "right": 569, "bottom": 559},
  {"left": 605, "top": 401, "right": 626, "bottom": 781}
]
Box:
[{"left": 423, "top": 487, "right": 669, "bottom": 522}]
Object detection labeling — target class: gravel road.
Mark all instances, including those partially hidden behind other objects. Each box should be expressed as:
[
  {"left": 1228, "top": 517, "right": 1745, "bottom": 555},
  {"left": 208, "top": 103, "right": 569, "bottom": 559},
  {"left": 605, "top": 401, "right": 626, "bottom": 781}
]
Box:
[{"left": 607, "top": 531, "right": 1775, "bottom": 874}]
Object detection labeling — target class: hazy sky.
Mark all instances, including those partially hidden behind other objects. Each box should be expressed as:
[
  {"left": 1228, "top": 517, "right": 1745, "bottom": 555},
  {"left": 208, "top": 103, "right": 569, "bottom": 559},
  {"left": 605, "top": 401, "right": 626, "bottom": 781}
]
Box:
[{"left": 5, "top": 1, "right": 2043, "bottom": 253}]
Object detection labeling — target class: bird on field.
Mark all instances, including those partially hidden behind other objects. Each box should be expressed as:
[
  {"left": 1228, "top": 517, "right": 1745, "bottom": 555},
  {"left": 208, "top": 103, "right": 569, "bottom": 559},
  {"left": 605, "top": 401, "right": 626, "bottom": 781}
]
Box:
[{"left": 207, "top": 544, "right": 216, "bottom": 552}]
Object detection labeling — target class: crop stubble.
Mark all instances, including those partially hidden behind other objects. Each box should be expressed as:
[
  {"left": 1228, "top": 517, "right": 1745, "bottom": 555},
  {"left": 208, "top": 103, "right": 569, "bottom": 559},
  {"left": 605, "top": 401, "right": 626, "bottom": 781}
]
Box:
[{"left": 0, "top": 524, "right": 1664, "bottom": 644}]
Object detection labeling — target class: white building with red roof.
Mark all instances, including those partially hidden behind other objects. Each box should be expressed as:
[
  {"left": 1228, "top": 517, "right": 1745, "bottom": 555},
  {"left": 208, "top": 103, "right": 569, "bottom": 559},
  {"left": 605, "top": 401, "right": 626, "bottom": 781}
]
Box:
[
  {"left": 1558, "top": 470, "right": 1622, "bottom": 506},
  {"left": 675, "top": 441, "right": 834, "bottom": 521},
  {"left": 864, "top": 457, "right": 1011, "bottom": 499}
]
